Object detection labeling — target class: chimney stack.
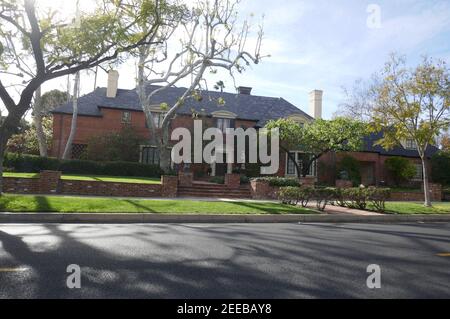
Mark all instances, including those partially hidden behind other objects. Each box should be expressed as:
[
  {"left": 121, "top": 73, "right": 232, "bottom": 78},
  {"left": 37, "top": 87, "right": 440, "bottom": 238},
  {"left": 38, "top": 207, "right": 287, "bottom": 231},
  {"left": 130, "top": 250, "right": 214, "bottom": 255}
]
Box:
[
  {"left": 237, "top": 86, "right": 252, "bottom": 95},
  {"left": 106, "top": 70, "right": 119, "bottom": 98},
  {"left": 309, "top": 89, "right": 323, "bottom": 119}
]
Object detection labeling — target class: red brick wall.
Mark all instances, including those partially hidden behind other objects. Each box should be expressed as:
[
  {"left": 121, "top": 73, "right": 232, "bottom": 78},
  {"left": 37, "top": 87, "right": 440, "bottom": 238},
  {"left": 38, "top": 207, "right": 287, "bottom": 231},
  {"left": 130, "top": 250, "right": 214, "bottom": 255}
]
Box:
[
  {"left": 51, "top": 110, "right": 259, "bottom": 159},
  {"left": 317, "top": 151, "right": 431, "bottom": 187},
  {"left": 60, "top": 180, "right": 161, "bottom": 197},
  {"left": 3, "top": 171, "right": 164, "bottom": 198}
]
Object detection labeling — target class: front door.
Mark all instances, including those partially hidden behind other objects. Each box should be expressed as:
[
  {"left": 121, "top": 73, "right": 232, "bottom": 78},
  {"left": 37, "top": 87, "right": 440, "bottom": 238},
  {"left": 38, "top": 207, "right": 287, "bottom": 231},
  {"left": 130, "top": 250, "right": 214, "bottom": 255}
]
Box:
[{"left": 215, "top": 163, "right": 227, "bottom": 176}]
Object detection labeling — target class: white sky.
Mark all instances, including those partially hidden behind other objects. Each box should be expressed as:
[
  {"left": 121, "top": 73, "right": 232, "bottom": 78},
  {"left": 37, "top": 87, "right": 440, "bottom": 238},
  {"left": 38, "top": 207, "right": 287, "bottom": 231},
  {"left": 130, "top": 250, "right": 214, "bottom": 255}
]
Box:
[{"left": 1, "top": 0, "right": 450, "bottom": 120}]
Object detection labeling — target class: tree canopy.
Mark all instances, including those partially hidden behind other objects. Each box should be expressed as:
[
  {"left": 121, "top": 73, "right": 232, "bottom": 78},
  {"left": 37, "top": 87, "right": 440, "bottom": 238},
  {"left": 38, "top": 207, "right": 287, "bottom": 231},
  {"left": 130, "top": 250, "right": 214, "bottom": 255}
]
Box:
[{"left": 265, "top": 117, "right": 368, "bottom": 177}]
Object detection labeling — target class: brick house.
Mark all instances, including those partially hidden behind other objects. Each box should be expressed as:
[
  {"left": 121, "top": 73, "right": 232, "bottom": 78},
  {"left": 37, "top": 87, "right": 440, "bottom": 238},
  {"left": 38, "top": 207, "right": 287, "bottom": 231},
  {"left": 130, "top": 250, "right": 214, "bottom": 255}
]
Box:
[{"left": 51, "top": 71, "right": 438, "bottom": 186}]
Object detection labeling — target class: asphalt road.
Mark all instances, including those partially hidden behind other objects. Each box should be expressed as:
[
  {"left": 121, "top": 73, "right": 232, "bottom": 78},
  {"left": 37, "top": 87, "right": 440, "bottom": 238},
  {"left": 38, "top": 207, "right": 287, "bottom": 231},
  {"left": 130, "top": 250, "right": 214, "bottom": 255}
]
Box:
[{"left": 0, "top": 222, "right": 449, "bottom": 298}]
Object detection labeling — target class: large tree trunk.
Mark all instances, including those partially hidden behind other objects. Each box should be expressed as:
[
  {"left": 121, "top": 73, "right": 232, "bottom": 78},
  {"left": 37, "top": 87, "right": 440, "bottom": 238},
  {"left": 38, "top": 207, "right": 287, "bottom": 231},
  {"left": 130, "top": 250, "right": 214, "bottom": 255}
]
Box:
[
  {"left": 33, "top": 86, "right": 48, "bottom": 157},
  {"left": 421, "top": 156, "right": 432, "bottom": 207},
  {"left": 0, "top": 136, "right": 6, "bottom": 195},
  {"left": 62, "top": 72, "right": 80, "bottom": 160}
]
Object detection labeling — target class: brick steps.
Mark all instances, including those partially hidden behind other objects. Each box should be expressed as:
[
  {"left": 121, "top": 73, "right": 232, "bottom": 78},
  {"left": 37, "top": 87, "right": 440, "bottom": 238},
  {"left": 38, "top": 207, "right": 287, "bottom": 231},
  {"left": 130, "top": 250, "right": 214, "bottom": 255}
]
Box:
[{"left": 178, "top": 183, "right": 251, "bottom": 199}]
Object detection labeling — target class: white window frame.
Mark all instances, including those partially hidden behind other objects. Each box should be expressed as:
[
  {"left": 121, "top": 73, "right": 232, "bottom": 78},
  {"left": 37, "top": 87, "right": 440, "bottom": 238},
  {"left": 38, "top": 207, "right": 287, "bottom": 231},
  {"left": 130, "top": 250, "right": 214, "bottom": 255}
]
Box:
[
  {"left": 405, "top": 139, "right": 417, "bottom": 150},
  {"left": 152, "top": 112, "right": 166, "bottom": 128},
  {"left": 412, "top": 163, "right": 423, "bottom": 181},
  {"left": 285, "top": 151, "right": 317, "bottom": 177},
  {"left": 122, "top": 111, "right": 131, "bottom": 124},
  {"left": 217, "top": 118, "right": 232, "bottom": 132}
]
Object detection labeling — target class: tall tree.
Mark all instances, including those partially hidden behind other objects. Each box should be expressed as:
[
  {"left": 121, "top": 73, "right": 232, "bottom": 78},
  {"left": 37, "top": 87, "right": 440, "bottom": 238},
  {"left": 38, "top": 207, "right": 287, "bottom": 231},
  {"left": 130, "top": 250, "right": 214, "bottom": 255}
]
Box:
[
  {"left": 62, "top": 71, "right": 80, "bottom": 159},
  {"left": 0, "top": 0, "right": 169, "bottom": 193},
  {"left": 32, "top": 88, "right": 67, "bottom": 156},
  {"left": 135, "top": 0, "right": 265, "bottom": 170},
  {"left": 370, "top": 54, "right": 449, "bottom": 207},
  {"left": 265, "top": 118, "right": 368, "bottom": 178}
]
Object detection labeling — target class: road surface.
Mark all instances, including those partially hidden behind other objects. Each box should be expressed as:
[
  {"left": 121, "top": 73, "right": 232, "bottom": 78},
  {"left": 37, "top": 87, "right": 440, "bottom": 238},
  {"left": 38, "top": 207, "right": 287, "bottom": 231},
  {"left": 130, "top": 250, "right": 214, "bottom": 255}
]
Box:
[{"left": 0, "top": 223, "right": 449, "bottom": 298}]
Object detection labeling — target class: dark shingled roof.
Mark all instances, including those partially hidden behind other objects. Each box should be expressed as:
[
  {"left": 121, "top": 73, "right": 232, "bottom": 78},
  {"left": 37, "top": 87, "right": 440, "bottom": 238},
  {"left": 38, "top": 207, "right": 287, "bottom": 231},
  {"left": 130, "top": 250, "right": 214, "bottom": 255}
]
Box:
[
  {"left": 52, "top": 85, "right": 439, "bottom": 159},
  {"left": 363, "top": 131, "right": 439, "bottom": 158},
  {"left": 52, "top": 85, "right": 312, "bottom": 127}
]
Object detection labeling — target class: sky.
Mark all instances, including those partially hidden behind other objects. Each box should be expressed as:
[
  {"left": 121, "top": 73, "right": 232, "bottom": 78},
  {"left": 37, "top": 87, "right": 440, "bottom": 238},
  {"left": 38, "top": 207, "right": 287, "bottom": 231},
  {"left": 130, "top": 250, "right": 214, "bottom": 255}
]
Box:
[{"left": 2, "top": 0, "right": 450, "bottom": 119}]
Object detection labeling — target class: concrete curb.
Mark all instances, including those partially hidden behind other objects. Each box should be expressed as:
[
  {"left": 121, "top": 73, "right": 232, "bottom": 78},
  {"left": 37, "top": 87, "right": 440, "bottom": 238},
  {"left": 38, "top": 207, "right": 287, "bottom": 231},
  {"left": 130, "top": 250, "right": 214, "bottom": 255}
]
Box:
[{"left": 0, "top": 213, "right": 450, "bottom": 224}]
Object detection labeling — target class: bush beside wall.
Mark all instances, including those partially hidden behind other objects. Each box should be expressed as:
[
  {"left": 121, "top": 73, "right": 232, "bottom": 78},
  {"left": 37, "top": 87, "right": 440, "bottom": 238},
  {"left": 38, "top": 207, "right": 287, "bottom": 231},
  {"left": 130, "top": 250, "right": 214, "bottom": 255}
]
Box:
[{"left": 4, "top": 153, "right": 163, "bottom": 178}]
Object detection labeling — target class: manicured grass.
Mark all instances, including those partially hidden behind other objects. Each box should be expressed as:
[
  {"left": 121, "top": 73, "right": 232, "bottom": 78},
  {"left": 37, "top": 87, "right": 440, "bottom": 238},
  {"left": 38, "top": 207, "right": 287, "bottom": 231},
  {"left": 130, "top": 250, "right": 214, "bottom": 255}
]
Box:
[
  {"left": 3, "top": 172, "right": 39, "bottom": 179},
  {"left": 2, "top": 172, "right": 160, "bottom": 184},
  {"left": 60, "top": 174, "right": 161, "bottom": 184},
  {"left": 369, "top": 202, "right": 450, "bottom": 214},
  {"left": 0, "top": 194, "right": 316, "bottom": 214}
]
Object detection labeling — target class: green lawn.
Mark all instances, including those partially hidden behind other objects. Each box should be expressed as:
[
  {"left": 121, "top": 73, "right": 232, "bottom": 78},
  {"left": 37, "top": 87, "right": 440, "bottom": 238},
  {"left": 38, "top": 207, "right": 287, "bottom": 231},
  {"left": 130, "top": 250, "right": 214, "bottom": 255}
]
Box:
[
  {"left": 3, "top": 172, "right": 39, "bottom": 179},
  {"left": 0, "top": 194, "right": 316, "bottom": 214},
  {"left": 369, "top": 202, "right": 450, "bottom": 214},
  {"left": 3, "top": 172, "right": 160, "bottom": 184}
]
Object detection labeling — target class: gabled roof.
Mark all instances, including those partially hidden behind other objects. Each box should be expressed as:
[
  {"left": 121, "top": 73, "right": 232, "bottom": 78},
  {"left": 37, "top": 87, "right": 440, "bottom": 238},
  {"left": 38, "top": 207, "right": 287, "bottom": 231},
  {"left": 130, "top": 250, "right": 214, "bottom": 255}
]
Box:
[{"left": 52, "top": 85, "right": 313, "bottom": 127}]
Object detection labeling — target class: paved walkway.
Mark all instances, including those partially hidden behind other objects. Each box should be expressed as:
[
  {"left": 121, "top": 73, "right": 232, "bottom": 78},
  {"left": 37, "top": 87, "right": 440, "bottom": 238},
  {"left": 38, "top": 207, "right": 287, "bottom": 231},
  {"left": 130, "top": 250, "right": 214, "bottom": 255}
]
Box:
[{"left": 305, "top": 201, "right": 383, "bottom": 216}]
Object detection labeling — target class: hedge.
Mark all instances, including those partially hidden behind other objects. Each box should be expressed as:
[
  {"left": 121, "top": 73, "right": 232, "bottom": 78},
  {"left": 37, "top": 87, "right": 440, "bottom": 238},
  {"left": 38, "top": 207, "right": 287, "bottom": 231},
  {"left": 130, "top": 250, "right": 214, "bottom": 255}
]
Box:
[
  {"left": 278, "top": 186, "right": 391, "bottom": 213},
  {"left": 252, "top": 177, "right": 300, "bottom": 187},
  {"left": 4, "top": 153, "right": 163, "bottom": 178}
]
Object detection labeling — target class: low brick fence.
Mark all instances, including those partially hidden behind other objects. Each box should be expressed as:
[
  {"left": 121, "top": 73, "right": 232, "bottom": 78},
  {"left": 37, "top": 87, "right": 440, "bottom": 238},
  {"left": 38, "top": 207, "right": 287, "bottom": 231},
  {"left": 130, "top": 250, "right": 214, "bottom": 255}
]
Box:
[
  {"left": 390, "top": 183, "right": 442, "bottom": 202},
  {"left": 3, "top": 171, "right": 179, "bottom": 198}
]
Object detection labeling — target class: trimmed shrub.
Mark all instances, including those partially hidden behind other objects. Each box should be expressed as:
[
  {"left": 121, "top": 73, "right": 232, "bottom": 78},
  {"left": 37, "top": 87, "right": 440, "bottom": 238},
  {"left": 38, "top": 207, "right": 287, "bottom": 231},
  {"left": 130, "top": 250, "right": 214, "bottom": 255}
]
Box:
[
  {"left": 278, "top": 186, "right": 300, "bottom": 205},
  {"left": 278, "top": 186, "right": 314, "bottom": 207},
  {"left": 313, "top": 187, "right": 336, "bottom": 211},
  {"left": 4, "top": 153, "right": 163, "bottom": 178},
  {"left": 385, "top": 157, "right": 416, "bottom": 186},
  {"left": 337, "top": 155, "right": 361, "bottom": 186},
  {"left": 366, "top": 187, "right": 391, "bottom": 213},
  {"left": 343, "top": 187, "right": 368, "bottom": 210},
  {"left": 252, "top": 177, "right": 300, "bottom": 187},
  {"left": 240, "top": 175, "right": 250, "bottom": 184}
]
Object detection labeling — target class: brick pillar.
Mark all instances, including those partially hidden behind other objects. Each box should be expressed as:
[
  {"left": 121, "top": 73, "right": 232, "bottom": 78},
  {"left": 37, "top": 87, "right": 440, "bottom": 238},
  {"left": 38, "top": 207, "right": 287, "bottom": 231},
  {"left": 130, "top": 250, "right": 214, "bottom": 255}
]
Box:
[
  {"left": 336, "top": 180, "right": 352, "bottom": 188},
  {"left": 422, "top": 183, "right": 442, "bottom": 202},
  {"left": 178, "top": 172, "right": 193, "bottom": 187},
  {"left": 161, "top": 175, "right": 178, "bottom": 198},
  {"left": 225, "top": 173, "right": 240, "bottom": 189},
  {"left": 39, "top": 170, "right": 62, "bottom": 194},
  {"left": 250, "top": 179, "right": 270, "bottom": 199}
]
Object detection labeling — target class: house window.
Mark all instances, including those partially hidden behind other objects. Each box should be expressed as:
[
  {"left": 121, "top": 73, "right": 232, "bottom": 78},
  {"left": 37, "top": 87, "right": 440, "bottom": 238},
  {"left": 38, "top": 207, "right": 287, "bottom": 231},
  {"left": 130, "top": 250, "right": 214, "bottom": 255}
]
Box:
[
  {"left": 286, "top": 151, "right": 316, "bottom": 176},
  {"left": 217, "top": 118, "right": 234, "bottom": 132},
  {"left": 153, "top": 113, "right": 165, "bottom": 128},
  {"left": 122, "top": 111, "right": 131, "bottom": 124},
  {"left": 71, "top": 144, "right": 87, "bottom": 159},
  {"left": 405, "top": 139, "right": 417, "bottom": 150},
  {"left": 141, "top": 146, "right": 160, "bottom": 165},
  {"left": 413, "top": 163, "right": 423, "bottom": 180}
]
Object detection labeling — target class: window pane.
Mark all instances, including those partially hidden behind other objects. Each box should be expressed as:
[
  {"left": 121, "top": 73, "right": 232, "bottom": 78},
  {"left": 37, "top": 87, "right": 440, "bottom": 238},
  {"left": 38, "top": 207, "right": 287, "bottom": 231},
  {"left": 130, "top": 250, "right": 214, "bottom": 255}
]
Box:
[{"left": 287, "top": 152, "right": 296, "bottom": 175}]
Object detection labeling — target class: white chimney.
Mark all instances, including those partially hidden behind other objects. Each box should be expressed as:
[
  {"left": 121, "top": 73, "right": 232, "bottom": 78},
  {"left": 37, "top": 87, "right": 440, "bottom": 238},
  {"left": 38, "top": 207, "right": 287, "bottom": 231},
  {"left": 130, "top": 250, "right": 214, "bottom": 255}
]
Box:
[
  {"left": 309, "top": 89, "right": 323, "bottom": 119},
  {"left": 106, "top": 70, "right": 119, "bottom": 98}
]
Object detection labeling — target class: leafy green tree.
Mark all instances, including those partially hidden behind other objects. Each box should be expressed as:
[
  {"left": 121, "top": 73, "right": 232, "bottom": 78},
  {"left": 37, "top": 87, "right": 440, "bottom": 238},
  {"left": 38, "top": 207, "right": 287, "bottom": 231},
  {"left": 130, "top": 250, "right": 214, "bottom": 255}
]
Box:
[
  {"left": 85, "top": 126, "right": 144, "bottom": 163},
  {"left": 265, "top": 118, "right": 368, "bottom": 178},
  {"left": 370, "top": 55, "right": 449, "bottom": 206},
  {"left": 33, "top": 89, "right": 68, "bottom": 157},
  {"left": 7, "top": 117, "right": 53, "bottom": 155},
  {"left": 384, "top": 157, "right": 416, "bottom": 186},
  {"left": 0, "top": 0, "right": 171, "bottom": 193}
]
